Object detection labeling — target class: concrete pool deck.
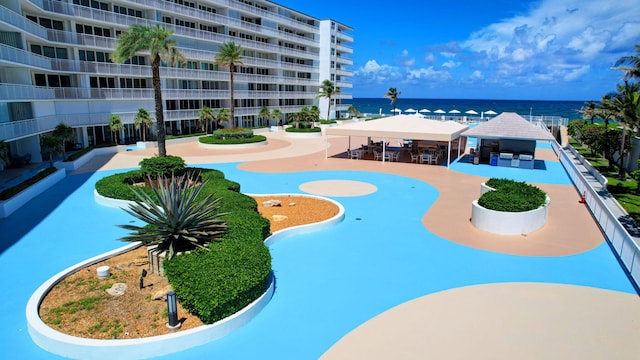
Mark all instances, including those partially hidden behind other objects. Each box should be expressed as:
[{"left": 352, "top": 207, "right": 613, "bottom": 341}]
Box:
[{"left": 5, "top": 130, "right": 640, "bottom": 359}]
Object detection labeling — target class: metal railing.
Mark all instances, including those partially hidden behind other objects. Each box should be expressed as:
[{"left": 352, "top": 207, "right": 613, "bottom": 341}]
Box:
[{"left": 553, "top": 141, "right": 640, "bottom": 290}]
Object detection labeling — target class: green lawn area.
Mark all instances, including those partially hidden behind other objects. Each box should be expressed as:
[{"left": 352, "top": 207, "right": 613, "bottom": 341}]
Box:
[{"left": 570, "top": 140, "right": 640, "bottom": 222}]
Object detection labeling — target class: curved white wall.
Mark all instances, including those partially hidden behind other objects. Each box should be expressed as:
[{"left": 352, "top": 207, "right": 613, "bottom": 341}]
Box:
[{"left": 471, "top": 198, "right": 550, "bottom": 235}]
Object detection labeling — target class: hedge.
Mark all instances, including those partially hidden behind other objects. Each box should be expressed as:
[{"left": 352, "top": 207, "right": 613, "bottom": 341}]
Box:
[
  {"left": 95, "top": 167, "right": 271, "bottom": 324},
  {"left": 0, "top": 166, "right": 58, "bottom": 200},
  {"left": 199, "top": 135, "right": 267, "bottom": 145},
  {"left": 479, "top": 178, "right": 547, "bottom": 212},
  {"left": 285, "top": 127, "right": 321, "bottom": 133}
]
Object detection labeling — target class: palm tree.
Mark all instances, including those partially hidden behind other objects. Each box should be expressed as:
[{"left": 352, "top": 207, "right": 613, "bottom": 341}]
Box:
[
  {"left": 347, "top": 105, "right": 360, "bottom": 118},
  {"left": 198, "top": 106, "right": 214, "bottom": 134},
  {"left": 318, "top": 80, "right": 339, "bottom": 120},
  {"left": 214, "top": 108, "right": 231, "bottom": 130},
  {"left": 109, "top": 114, "right": 124, "bottom": 145},
  {"left": 52, "top": 123, "right": 74, "bottom": 161},
  {"left": 384, "top": 87, "right": 401, "bottom": 114},
  {"left": 613, "top": 44, "right": 640, "bottom": 79},
  {"left": 40, "top": 134, "right": 61, "bottom": 167},
  {"left": 214, "top": 42, "right": 244, "bottom": 129},
  {"left": 134, "top": 108, "right": 154, "bottom": 142},
  {"left": 579, "top": 101, "right": 598, "bottom": 124},
  {"left": 258, "top": 106, "right": 271, "bottom": 127},
  {"left": 598, "top": 94, "right": 617, "bottom": 128},
  {"left": 112, "top": 24, "right": 185, "bottom": 156},
  {"left": 118, "top": 172, "right": 228, "bottom": 260},
  {"left": 271, "top": 109, "right": 283, "bottom": 126},
  {"left": 310, "top": 105, "right": 320, "bottom": 126},
  {"left": 612, "top": 81, "right": 640, "bottom": 179}
]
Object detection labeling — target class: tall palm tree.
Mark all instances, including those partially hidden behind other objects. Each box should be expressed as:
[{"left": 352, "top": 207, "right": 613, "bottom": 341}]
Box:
[
  {"left": 598, "top": 95, "right": 617, "bottom": 128},
  {"left": 214, "top": 108, "right": 231, "bottom": 130},
  {"left": 347, "top": 105, "right": 360, "bottom": 118},
  {"left": 214, "top": 42, "right": 244, "bottom": 129},
  {"left": 134, "top": 108, "right": 154, "bottom": 142},
  {"left": 613, "top": 44, "right": 640, "bottom": 79},
  {"left": 579, "top": 101, "right": 598, "bottom": 124},
  {"left": 318, "top": 80, "right": 339, "bottom": 120},
  {"left": 258, "top": 106, "right": 271, "bottom": 127},
  {"left": 109, "top": 114, "right": 124, "bottom": 144},
  {"left": 52, "top": 123, "right": 74, "bottom": 161},
  {"left": 613, "top": 81, "right": 640, "bottom": 179},
  {"left": 198, "top": 106, "right": 214, "bottom": 134},
  {"left": 310, "top": 105, "right": 320, "bottom": 125},
  {"left": 112, "top": 24, "right": 185, "bottom": 156},
  {"left": 40, "top": 134, "right": 61, "bottom": 167},
  {"left": 384, "top": 87, "right": 401, "bottom": 114},
  {"left": 271, "top": 109, "right": 283, "bottom": 126}
]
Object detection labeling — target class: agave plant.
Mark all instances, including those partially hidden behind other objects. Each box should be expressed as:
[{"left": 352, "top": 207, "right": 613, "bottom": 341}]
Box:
[{"left": 119, "top": 172, "right": 227, "bottom": 260}]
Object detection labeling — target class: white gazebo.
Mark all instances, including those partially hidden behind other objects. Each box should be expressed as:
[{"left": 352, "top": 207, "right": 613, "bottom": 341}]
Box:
[{"left": 325, "top": 114, "right": 469, "bottom": 167}]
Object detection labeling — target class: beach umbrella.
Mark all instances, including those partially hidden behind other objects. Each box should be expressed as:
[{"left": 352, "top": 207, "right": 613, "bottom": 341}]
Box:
[
  {"left": 465, "top": 110, "right": 478, "bottom": 115},
  {"left": 391, "top": 108, "right": 402, "bottom": 113},
  {"left": 434, "top": 109, "right": 446, "bottom": 114},
  {"left": 419, "top": 109, "right": 431, "bottom": 113},
  {"left": 484, "top": 110, "right": 497, "bottom": 115},
  {"left": 449, "top": 109, "right": 461, "bottom": 114},
  {"left": 404, "top": 108, "right": 417, "bottom": 113}
]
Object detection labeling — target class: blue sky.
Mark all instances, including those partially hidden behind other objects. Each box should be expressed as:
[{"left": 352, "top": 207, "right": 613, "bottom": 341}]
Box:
[{"left": 275, "top": 0, "right": 639, "bottom": 101}]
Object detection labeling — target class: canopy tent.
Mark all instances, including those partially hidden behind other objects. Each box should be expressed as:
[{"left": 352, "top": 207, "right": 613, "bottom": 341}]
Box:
[{"left": 325, "top": 114, "right": 469, "bottom": 167}]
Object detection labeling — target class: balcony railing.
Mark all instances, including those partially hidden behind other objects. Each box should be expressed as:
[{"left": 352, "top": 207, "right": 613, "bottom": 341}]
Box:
[
  {"left": 0, "top": 5, "right": 47, "bottom": 38},
  {"left": 0, "top": 43, "right": 51, "bottom": 69}
]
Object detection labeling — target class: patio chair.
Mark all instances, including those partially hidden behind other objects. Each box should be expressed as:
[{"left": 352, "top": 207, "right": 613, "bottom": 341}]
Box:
[
  {"left": 420, "top": 152, "right": 435, "bottom": 164},
  {"left": 350, "top": 150, "right": 360, "bottom": 159},
  {"left": 373, "top": 150, "right": 383, "bottom": 161}
]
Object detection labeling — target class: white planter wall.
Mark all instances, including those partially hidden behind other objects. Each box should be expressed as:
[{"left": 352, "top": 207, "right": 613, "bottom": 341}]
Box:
[
  {"left": 0, "top": 167, "right": 65, "bottom": 218},
  {"left": 471, "top": 182, "right": 550, "bottom": 235}
]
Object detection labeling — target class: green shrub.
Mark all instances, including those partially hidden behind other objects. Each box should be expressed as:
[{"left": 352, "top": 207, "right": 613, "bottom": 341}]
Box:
[
  {"left": 96, "top": 167, "right": 271, "bottom": 324},
  {"left": 65, "top": 146, "right": 94, "bottom": 162},
  {"left": 0, "top": 167, "right": 59, "bottom": 200},
  {"left": 166, "top": 132, "right": 205, "bottom": 140},
  {"left": 199, "top": 135, "right": 267, "bottom": 145},
  {"left": 285, "top": 127, "right": 321, "bottom": 133},
  {"left": 319, "top": 120, "right": 337, "bottom": 125},
  {"left": 479, "top": 178, "right": 547, "bottom": 212},
  {"left": 212, "top": 128, "right": 253, "bottom": 140},
  {"left": 139, "top": 155, "right": 186, "bottom": 179}
]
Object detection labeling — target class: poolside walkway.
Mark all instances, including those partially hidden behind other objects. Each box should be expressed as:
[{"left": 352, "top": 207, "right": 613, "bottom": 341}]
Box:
[{"left": 2, "top": 130, "right": 640, "bottom": 359}]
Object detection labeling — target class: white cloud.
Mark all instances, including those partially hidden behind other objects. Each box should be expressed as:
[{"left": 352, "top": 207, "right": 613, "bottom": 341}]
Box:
[
  {"left": 461, "top": 0, "right": 638, "bottom": 85},
  {"left": 442, "top": 60, "right": 460, "bottom": 68},
  {"left": 354, "top": 60, "right": 401, "bottom": 84}
]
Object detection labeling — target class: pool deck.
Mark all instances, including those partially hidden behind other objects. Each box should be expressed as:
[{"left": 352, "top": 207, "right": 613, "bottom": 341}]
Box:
[{"left": 2, "top": 130, "right": 640, "bottom": 359}]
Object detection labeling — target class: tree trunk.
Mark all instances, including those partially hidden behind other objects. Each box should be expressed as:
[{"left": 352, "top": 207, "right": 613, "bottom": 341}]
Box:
[
  {"left": 229, "top": 65, "right": 235, "bottom": 129},
  {"left": 152, "top": 55, "right": 166, "bottom": 156},
  {"left": 619, "top": 129, "right": 627, "bottom": 179},
  {"left": 327, "top": 96, "right": 331, "bottom": 121}
]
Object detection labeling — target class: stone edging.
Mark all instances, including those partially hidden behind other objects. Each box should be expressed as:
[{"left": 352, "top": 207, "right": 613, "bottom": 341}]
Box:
[
  {"left": 198, "top": 140, "right": 268, "bottom": 149},
  {"left": 284, "top": 131, "right": 323, "bottom": 138},
  {"left": 28, "top": 192, "right": 344, "bottom": 359}
]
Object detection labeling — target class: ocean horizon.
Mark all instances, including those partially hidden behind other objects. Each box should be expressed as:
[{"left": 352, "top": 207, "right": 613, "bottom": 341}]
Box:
[{"left": 350, "top": 98, "right": 585, "bottom": 120}]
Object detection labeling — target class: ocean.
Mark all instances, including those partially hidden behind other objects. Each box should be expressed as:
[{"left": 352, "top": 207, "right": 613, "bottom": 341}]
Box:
[{"left": 350, "top": 98, "right": 586, "bottom": 120}]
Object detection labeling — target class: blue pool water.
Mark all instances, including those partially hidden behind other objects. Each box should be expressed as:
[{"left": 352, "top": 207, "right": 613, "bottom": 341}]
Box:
[{"left": 0, "top": 158, "right": 635, "bottom": 359}]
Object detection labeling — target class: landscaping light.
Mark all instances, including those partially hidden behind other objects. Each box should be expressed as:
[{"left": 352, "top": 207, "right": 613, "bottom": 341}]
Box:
[{"left": 166, "top": 291, "right": 180, "bottom": 329}]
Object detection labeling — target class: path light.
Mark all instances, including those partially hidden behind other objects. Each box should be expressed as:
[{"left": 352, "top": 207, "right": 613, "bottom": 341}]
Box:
[{"left": 166, "top": 291, "right": 181, "bottom": 329}]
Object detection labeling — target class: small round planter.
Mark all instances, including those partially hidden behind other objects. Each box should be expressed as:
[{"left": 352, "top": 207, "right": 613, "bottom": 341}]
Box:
[
  {"left": 471, "top": 182, "right": 550, "bottom": 235},
  {"left": 284, "top": 130, "right": 322, "bottom": 138},
  {"left": 198, "top": 140, "right": 267, "bottom": 149}
]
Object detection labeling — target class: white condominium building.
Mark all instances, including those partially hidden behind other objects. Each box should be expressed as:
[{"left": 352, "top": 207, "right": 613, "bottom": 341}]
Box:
[{"left": 0, "top": 0, "right": 353, "bottom": 163}]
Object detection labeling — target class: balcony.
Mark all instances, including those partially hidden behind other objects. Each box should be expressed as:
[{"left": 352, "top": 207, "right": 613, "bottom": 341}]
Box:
[{"left": 0, "top": 43, "right": 51, "bottom": 69}]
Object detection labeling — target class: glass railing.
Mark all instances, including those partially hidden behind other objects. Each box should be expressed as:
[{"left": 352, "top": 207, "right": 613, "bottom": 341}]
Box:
[
  {"left": 0, "top": 44, "right": 51, "bottom": 70},
  {"left": 0, "top": 5, "right": 47, "bottom": 38}
]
